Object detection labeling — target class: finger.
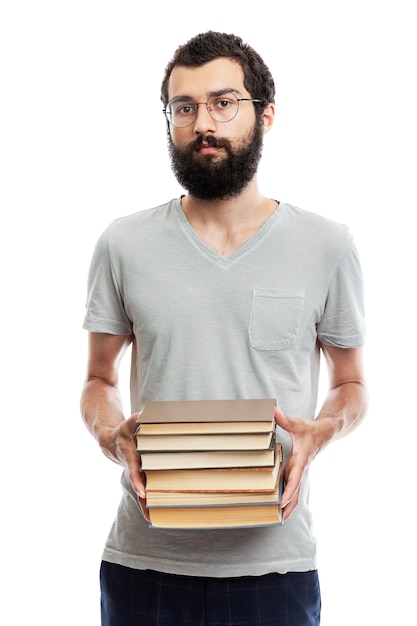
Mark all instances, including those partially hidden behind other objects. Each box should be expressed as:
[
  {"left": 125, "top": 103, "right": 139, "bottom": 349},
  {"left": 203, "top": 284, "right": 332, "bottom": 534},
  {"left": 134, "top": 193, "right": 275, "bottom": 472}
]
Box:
[
  {"left": 130, "top": 461, "right": 146, "bottom": 499},
  {"left": 126, "top": 413, "right": 141, "bottom": 434},
  {"left": 137, "top": 495, "right": 150, "bottom": 522},
  {"left": 282, "top": 494, "right": 299, "bottom": 521},
  {"left": 281, "top": 476, "right": 301, "bottom": 510},
  {"left": 280, "top": 462, "right": 302, "bottom": 509},
  {"left": 274, "top": 407, "right": 291, "bottom": 430},
  {"left": 280, "top": 483, "right": 295, "bottom": 510},
  {"left": 124, "top": 433, "right": 145, "bottom": 497}
]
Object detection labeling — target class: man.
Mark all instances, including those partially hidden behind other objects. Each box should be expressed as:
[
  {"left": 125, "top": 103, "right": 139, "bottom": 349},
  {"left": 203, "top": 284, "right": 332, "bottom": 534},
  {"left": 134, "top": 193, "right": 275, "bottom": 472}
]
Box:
[{"left": 81, "top": 31, "right": 368, "bottom": 626}]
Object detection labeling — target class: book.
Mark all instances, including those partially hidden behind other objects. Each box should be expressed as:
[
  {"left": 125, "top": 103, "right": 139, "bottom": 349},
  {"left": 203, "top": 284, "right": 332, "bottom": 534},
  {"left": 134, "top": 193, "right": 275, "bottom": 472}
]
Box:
[
  {"left": 137, "top": 420, "right": 274, "bottom": 436},
  {"left": 146, "top": 462, "right": 283, "bottom": 508},
  {"left": 140, "top": 445, "right": 276, "bottom": 471},
  {"left": 144, "top": 444, "right": 282, "bottom": 492},
  {"left": 146, "top": 489, "right": 281, "bottom": 508},
  {"left": 137, "top": 431, "right": 274, "bottom": 453},
  {"left": 148, "top": 503, "right": 283, "bottom": 529},
  {"left": 138, "top": 398, "right": 276, "bottom": 424}
]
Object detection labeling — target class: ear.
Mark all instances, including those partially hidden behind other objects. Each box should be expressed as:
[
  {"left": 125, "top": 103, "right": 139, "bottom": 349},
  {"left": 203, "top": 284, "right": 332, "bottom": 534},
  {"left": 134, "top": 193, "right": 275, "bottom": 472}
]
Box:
[{"left": 261, "top": 103, "right": 275, "bottom": 135}]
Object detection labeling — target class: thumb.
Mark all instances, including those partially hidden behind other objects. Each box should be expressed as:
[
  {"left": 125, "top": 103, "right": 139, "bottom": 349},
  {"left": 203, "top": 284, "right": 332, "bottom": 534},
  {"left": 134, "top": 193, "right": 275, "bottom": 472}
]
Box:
[
  {"left": 126, "top": 412, "right": 141, "bottom": 435},
  {"left": 274, "top": 406, "right": 291, "bottom": 431}
]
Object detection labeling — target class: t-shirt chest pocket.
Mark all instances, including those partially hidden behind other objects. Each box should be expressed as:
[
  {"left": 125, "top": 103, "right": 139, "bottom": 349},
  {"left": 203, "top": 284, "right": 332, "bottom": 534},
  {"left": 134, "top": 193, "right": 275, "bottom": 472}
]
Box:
[{"left": 248, "top": 288, "right": 305, "bottom": 351}]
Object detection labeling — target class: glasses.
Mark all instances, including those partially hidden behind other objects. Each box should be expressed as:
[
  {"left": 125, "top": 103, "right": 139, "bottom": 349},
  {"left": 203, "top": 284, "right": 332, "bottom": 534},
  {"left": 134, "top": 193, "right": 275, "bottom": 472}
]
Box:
[{"left": 163, "top": 91, "right": 261, "bottom": 127}]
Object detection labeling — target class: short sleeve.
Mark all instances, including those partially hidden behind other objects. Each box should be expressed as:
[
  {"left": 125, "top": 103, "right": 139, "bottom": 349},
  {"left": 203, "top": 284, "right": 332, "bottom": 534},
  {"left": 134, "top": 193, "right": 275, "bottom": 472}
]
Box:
[
  {"left": 82, "top": 228, "right": 132, "bottom": 335},
  {"left": 317, "top": 238, "right": 365, "bottom": 348}
]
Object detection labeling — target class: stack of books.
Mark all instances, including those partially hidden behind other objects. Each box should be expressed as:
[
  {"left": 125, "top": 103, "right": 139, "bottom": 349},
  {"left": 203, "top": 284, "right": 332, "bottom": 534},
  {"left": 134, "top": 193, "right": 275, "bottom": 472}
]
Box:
[{"left": 135, "top": 399, "right": 284, "bottom": 529}]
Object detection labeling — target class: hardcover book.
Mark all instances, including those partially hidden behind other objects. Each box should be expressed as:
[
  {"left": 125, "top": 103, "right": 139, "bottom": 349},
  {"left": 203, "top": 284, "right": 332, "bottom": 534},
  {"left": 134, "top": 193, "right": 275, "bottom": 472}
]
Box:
[
  {"left": 140, "top": 442, "right": 277, "bottom": 471},
  {"left": 137, "top": 431, "right": 274, "bottom": 453},
  {"left": 138, "top": 398, "right": 276, "bottom": 424},
  {"left": 148, "top": 502, "right": 283, "bottom": 529}
]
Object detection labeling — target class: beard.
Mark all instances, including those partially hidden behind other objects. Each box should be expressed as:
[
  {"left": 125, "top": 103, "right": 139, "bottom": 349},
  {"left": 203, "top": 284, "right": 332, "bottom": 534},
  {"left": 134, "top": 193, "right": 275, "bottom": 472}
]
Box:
[{"left": 168, "top": 120, "right": 264, "bottom": 201}]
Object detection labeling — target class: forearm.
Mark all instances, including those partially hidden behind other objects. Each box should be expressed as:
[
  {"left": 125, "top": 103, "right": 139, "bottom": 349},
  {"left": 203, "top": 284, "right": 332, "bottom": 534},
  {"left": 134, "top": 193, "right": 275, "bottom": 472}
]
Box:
[
  {"left": 276, "top": 346, "right": 368, "bottom": 518},
  {"left": 313, "top": 380, "right": 368, "bottom": 452},
  {"left": 80, "top": 377, "right": 126, "bottom": 464}
]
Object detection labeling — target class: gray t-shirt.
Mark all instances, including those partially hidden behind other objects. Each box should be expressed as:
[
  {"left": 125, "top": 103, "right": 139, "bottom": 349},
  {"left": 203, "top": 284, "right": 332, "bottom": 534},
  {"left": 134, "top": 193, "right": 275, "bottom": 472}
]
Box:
[{"left": 83, "top": 198, "right": 365, "bottom": 576}]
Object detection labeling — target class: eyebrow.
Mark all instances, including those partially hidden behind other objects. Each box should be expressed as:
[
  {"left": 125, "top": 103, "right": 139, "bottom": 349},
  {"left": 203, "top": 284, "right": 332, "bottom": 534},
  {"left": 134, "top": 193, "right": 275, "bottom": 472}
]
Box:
[{"left": 169, "top": 88, "right": 243, "bottom": 102}]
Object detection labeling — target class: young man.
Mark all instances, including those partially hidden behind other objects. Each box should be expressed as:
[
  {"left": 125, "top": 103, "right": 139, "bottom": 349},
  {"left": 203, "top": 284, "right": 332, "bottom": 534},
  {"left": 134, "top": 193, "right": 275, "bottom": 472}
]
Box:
[{"left": 81, "top": 31, "right": 368, "bottom": 626}]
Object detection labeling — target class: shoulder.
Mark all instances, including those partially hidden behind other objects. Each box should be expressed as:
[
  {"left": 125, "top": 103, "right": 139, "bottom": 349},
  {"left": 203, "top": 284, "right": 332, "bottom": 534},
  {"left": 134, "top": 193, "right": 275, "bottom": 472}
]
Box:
[
  {"left": 281, "top": 203, "right": 349, "bottom": 237},
  {"left": 99, "top": 199, "right": 179, "bottom": 255},
  {"left": 108, "top": 199, "right": 177, "bottom": 236},
  {"left": 279, "top": 203, "right": 352, "bottom": 255}
]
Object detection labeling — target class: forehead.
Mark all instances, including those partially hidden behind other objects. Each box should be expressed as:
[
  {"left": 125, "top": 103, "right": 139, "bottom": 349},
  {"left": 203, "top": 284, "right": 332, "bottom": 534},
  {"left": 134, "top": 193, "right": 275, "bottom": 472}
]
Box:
[{"left": 167, "top": 58, "right": 247, "bottom": 100}]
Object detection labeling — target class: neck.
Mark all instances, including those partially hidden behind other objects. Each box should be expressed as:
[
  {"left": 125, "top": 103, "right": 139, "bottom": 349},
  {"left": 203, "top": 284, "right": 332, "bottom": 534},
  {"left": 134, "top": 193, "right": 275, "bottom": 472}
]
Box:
[{"left": 180, "top": 178, "right": 278, "bottom": 257}]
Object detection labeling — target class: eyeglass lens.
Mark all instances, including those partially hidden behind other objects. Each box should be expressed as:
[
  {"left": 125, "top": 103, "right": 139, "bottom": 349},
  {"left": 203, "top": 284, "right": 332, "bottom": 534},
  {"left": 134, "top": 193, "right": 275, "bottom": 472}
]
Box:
[{"left": 166, "top": 92, "right": 240, "bottom": 127}]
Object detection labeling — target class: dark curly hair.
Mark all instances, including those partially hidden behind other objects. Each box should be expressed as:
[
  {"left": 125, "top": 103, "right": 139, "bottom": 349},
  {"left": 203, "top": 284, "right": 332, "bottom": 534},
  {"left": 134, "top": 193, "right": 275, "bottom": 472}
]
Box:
[{"left": 160, "top": 31, "right": 275, "bottom": 114}]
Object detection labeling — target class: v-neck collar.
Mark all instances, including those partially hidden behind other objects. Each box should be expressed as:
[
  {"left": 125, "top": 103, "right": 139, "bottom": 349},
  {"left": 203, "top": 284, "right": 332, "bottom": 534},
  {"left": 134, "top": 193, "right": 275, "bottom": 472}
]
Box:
[{"left": 174, "top": 198, "right": 283, "bottom": 266}]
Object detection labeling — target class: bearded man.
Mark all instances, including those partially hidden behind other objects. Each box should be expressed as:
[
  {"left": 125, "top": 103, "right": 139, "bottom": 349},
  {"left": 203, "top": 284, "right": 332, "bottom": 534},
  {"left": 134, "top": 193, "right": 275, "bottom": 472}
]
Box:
[{"left": 81, "top": 31, "right": 367, "bottom": 626}]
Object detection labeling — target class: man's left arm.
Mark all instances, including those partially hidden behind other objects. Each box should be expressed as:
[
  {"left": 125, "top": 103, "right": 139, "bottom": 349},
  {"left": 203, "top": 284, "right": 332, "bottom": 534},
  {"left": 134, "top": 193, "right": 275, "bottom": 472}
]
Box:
[{"left": 275, "top": 345, "right": 368, "bottom": 520}]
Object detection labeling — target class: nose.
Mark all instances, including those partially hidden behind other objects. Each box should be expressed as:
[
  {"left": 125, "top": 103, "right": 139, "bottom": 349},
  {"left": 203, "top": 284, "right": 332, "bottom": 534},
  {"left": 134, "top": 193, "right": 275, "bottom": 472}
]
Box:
[{"left": 193, "top": 102, "right": 217, "bottom": 134}]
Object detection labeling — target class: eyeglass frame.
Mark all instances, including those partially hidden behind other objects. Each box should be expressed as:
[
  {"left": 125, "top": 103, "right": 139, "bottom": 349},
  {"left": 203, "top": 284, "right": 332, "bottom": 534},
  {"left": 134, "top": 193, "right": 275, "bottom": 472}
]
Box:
[{"left": 162, "top": 91, "right": 262, "bottom": 128}]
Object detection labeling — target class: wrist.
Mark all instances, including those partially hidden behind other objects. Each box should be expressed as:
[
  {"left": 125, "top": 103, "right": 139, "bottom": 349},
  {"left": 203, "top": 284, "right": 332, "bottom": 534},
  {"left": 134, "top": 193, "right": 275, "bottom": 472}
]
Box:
[{"left": 313, "top": 415, "right": 343, "bottom": 451}]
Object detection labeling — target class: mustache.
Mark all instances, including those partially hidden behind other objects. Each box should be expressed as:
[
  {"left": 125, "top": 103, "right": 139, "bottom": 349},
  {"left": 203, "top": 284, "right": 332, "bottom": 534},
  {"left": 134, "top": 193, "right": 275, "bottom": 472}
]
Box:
[{"left": 185, "top": 135, "right": 233, "bottom": 154}]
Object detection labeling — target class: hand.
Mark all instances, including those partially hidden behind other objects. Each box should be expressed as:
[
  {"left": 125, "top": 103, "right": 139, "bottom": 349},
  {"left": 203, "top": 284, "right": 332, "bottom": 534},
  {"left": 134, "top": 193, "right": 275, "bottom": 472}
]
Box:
[
  {"left": 121, "top": 414, "right": 151, "bottom": 522},
  {"left": 274, "top": 407, "right": 323, "bottom": 521},
  {"left": 100, "top": 413, "right": 148, "bottom": 510}
]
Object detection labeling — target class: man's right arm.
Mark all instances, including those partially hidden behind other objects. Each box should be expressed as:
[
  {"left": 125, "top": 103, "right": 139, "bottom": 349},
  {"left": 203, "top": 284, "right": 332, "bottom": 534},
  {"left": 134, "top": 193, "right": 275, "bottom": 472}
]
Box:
[{"left": 80, "top": 331, "right": 146, "bottom": 499}]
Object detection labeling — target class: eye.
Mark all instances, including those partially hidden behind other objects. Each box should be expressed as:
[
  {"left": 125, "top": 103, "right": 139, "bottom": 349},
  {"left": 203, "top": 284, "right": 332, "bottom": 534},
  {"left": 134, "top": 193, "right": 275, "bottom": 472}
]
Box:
[
  {"left": 213, "top": 96, "right": 235, "bottom": 110},
  {"left": 176, "top": 102, "right": 197, "bottom": 116}
]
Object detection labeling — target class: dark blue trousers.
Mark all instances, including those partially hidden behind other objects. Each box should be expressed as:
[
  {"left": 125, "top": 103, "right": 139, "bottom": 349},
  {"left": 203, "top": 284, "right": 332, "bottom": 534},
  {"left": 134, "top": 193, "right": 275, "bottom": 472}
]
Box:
[{"left": 100, "top": 561, "right": 321, "bottom": 625}]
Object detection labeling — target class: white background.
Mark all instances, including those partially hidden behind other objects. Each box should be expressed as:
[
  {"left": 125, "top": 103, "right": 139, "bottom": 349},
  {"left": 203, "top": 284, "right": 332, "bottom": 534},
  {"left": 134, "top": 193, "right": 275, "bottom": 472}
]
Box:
[{"left": 1, "top": 1, "right": 415, "bottom": 624}]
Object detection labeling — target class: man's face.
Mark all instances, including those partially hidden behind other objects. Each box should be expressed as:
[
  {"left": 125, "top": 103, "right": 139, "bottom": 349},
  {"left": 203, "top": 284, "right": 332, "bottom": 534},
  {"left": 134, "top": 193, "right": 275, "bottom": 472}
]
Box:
[{"left": 166, "top": 58, "right": 264, "bottom": 200}]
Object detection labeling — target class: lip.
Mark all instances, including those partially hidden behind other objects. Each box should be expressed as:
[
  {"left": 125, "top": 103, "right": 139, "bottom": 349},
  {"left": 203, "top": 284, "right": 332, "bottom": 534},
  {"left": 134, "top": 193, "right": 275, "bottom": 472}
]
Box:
[{"left": 196, "top": 144, "right": 219, "bottom": 155}]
